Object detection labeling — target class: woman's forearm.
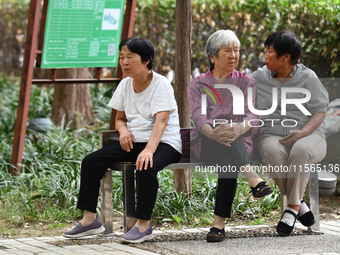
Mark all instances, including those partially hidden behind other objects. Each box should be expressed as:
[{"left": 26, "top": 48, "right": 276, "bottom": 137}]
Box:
[
  {"left": 301, "top": 112, "right": 326, "bottom": 136},
  {"left": 145, "top": 111, "right": 169, "bottom": 153},
  {"left": 115, "top": 111, "right": 129, "bottom": 133},
  {"left": 115, "top": 119, "right": 128, "bottom": 132}
]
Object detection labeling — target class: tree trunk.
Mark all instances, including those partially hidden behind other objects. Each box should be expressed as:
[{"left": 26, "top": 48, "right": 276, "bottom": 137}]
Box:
[
  {"left": 174, "top": 0, "right": 191, "bottom": 128},
  {"left": 52, "top": 68, "right": 94, "bottom": 129},
  {"left": 173, "top": 0, "right": 192, "bottom": 196}
]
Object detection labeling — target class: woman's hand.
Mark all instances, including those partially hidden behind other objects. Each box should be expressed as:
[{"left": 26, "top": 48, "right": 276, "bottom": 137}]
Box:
[
  {"left": 116, "top": 111, "right": 136, "bottom": 152},
  {"left": 134, "top": 111, "right": 168, "bottom": 171},
  {"left": 280, "top": 112, "right": 326, "bottom": 146},
  {"left": 279, "top": 130, "right": 305, "bottom": 146},
  {"left": 208, "top": 124, "right": 243, "bottom": 147},
  {"left": 119, "top": 129, "right": 136, "bottom": 152},
  {"left": 136, "top": 148, "right": 154, "bottom": 170},
  {"left": 218, "top": 124, "right": 243, "bottom": 145}
]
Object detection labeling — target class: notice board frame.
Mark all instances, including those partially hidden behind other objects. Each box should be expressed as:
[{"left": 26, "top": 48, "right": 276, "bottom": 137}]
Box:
[
  {"left": 10, "top": 0, "right": 137, "bottom": 175},
  {"left": 41, "top": 0, "right": 126, "bottom": 68}
]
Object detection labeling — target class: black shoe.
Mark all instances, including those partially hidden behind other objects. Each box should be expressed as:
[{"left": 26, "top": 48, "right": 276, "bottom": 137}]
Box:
[
  {"left": 297, "top": 200, "right": 316, "bottom": 227},
  {"left": 277, "top": 210, "right": 297, "bottom": 236},
  {"left": 251, "top": 181, "right": 273, "bottom": 198},
  {"left": 206, "top": 227, "right": 225, "bottom": 242}
]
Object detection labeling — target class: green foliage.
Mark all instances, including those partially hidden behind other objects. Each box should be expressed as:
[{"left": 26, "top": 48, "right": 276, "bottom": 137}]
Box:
[
  {"left": 0, "top": 76, "right": 113, "bottom": 227},
  {"left": 274, "top": 0, "right": 340, "bottom": 77},
  {"left": 0, "top": 0, "right": 30, "bottom": 76},
  {"left": 28, "top": 87, "right": 53, "bottom": 118},
  {"left": 91, "top": 84, "right": 115, "bottom": 124},
  {"left": 154, "top": 170, "right": 280, "bottom": 227},
  {"left": 233, "top": 178, "right": 280, "bottom": 217}
]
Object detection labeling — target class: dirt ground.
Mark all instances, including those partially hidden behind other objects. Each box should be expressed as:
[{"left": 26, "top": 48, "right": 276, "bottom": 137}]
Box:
[{"left": 1, "top": 194, "right": 339, "bottom": 239}]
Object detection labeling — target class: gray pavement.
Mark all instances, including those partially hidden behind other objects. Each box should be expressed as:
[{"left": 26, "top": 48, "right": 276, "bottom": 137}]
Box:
[
  {"left": 0, "top": 220, "right": 339, "bottom": 255},
  {"left": 155, "top": 234, "right": 340, "bottom": 255}
]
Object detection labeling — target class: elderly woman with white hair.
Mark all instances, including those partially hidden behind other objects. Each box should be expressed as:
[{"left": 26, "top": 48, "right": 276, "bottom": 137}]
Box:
[{"left": 188, "top": 30, "right": 272, "bottom": 242}]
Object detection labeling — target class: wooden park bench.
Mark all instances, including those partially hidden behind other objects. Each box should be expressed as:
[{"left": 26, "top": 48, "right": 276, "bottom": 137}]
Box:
[{"left": 100, "top": 129, "right": 320, "bottom": 234}]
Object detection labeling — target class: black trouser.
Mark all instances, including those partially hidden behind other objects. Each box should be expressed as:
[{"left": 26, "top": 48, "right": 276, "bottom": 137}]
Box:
[
  {"left": 200, "top": 136, "right": 251, "bottom": 218},
  {"left": 77, "top": 142, "right": 181, "bottom": 220}
]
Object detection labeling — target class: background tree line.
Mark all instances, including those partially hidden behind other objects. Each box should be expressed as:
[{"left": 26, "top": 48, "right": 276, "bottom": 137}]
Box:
[{"left": 1, "top": 0, "right": 339, "bottom": 94}]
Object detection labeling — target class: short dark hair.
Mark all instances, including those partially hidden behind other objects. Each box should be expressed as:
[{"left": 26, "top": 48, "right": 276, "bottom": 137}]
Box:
[
  {"left": 265, "top": 30, "right": 302, "bottom": 65},
  {"left": 119, "top": 37, "right": 154, "bottom": 70}
]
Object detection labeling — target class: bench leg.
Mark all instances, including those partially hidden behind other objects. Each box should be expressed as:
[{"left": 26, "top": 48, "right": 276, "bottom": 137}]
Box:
[
  {"left": 123, "top": 166, "right": 136, "bottom": 232},
  {"left": 101, "top": 169, "right": 113, "bottom": 234},
  {"left": 309, "top": 170, "right": 320, "bottom": 231}
]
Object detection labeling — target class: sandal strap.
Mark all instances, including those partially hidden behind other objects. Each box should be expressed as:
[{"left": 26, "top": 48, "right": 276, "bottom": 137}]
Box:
[
  {"left": 250, "top": 181, "right": 266, "bottom": 193},
  {"left": 209, "top": 227, "right": 225, "bottom": 234},
  {"left": 255, "top": 181, "right": 267, "bottom": 189}
]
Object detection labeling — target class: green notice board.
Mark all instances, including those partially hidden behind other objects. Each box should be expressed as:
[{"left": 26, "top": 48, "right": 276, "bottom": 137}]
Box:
[{"left": 41, "top": 0, "right": 125, "bottom": 68}]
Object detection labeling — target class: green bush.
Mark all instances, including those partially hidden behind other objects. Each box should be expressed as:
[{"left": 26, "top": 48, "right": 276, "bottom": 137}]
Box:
[{"left": 0, "top": 76, "right": 113, "bottom": 226}]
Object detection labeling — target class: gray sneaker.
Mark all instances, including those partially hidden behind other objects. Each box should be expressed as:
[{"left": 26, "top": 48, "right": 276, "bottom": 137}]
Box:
[
  {"left": 122, "top": 224, "right": 153, "bottom": 243},
  {"left": 63, "top": 217, "right": 105, "bottom": 238}
]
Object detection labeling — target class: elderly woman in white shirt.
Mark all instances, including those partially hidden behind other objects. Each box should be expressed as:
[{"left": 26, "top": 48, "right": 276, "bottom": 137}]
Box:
[{"left": 63, "top": 37, "right": 182, "bottom": 243}]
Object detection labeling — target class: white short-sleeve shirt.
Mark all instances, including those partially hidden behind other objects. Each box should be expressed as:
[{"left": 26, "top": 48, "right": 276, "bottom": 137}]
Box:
[{"left": 108, "top": 71, "right": 182, "bottom": 153}]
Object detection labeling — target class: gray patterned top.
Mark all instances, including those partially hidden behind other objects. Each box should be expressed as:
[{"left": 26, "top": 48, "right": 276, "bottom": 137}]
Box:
[{"left": 252, "top": 64, "right": 329, "bottom": 136}]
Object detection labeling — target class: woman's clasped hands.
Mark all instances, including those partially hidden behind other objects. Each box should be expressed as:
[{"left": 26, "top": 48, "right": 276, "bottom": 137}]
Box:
[{"left": 209, "top": 123, "right": 243, "bottom": 147}]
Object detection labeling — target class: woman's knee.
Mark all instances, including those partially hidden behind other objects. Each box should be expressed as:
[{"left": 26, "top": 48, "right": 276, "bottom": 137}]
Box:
[
  {"left": 289, "top": 143, "right": 312, "bottom": 164},
  {"left": 259, "top": 143, "right": 286, "bottom": 165},
  {"left": 81, "top": 153, "right": 96, "bottom": 168},
  {"left": 289, "top": 134, "right": 327, "bottom": 164},
  {"left": 80, "top": 150, "right": 107, "bottom": 175},
  {"left": 289, "top": 141, "right": 325, "bottom": 165}
]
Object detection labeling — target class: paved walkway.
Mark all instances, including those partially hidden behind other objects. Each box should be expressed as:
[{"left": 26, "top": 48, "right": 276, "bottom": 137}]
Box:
[
  {"left": 0, "top": 237, "right": 157, "bottom": 255},
  {"left": 0, "top": 220, "right": 339, "bottom": 255}
]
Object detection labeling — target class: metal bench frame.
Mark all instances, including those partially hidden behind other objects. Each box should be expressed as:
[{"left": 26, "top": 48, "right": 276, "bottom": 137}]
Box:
[{"left": 99, "top": 129, "right": 319, "bottom": 234}]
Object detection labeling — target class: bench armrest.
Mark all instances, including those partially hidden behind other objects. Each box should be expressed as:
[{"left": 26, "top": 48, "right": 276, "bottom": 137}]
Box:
[{"left": 100, "top": 130, "right": 119, "bottom": 148}]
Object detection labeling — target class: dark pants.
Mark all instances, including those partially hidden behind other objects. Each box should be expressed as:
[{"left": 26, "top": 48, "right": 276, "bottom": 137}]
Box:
[
  {"left": 77, "top": 142, "right": 181, "bottom": 220},
  {"left": 200, "top": 136, "right": 251, "bottom": 218}
]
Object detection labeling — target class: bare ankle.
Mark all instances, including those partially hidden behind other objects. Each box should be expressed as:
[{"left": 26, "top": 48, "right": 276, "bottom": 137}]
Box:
[
  {"left": 287, "top": 204, "right": 300, "bottom": 212},
  {"left": 212, "top": 215, "right": 225, "bottom": 229},
  {"left": 135, "top": 220, "right": 150, "bottom": 232},
  {"left": 80, "top": 211, "right": 96, "bottom": 226}
]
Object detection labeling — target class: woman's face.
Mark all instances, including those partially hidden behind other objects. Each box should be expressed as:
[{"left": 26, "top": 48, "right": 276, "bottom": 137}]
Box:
[
  {"left": 210, "top": 42, "right": 239, "bottom": 73},
  {"left": 119, "top": 46, "right": 149, "bottom": 78},
  {"left": 264, "top": 44, "right": 285, "bottom": 71}
]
